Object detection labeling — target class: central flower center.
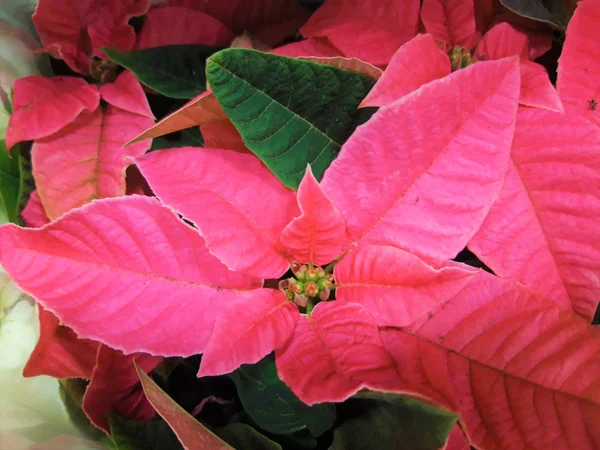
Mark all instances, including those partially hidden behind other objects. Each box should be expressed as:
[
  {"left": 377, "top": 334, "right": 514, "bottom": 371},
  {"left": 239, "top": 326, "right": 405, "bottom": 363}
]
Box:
[{"left": 279, "top": 262, "right": 335, "bottom": 312}]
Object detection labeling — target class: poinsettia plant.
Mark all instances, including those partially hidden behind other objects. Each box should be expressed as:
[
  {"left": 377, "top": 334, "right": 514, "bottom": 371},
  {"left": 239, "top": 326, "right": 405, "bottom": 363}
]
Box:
[{"left": 1, "top": 0, "right": 600, "bottom": 449}]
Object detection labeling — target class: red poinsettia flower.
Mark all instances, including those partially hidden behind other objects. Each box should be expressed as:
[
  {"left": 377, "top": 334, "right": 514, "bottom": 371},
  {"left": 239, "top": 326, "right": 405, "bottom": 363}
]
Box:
[
  {"left": 361, "top": 9, "right": 562, "bottom": 113},
  {"left": 0, "top": 57, "right": 520, "bottom": 404},
  {"left": 33, "top": 0, "right": 151, "bottom": 74}
]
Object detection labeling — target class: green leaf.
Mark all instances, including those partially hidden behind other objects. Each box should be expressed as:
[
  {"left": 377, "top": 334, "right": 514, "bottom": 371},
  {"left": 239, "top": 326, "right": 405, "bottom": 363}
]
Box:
[
  {"left": 206, "top": 48, "right": 376, "bottom": 189},
  {"left": 229, "top": 354, "right": 336, "bottom": 437},
  {"left": 215, "top": 423, "right": 283, "bottom": 450},
  {"left": 104, "top": 45, "right": 220, "bottom": 99},
  {"left": 330, "top": 392, "right": 458, "bottom": 450},
  {"left": 499, "top": 0, "right": 572, "bottom": 30},
  {"left": 0, "top": 141, "right": 24, "bottom": 225},
  {"left": 59, "top": 379, "right": 106, "bottom": 442},
  {"left": 109, "top": 415, "right": 184, "bottom": 450}
]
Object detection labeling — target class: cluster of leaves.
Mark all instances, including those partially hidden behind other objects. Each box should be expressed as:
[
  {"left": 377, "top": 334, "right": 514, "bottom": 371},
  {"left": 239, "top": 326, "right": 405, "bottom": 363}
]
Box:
[{"left": 1, "top": 0, "right": 600, "bottom": 449}]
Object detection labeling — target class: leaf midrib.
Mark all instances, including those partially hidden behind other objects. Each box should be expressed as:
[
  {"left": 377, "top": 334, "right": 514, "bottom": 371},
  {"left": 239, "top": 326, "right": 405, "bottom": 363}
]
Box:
[{"left": 6, "top": 244, "right": 257, "bottom": 292}]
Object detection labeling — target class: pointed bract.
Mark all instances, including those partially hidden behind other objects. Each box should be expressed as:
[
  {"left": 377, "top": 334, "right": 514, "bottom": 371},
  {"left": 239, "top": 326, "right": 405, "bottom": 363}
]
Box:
[
  {"left": 128, "top": 90, "right": 226, "bottom": 144},
  {"left": 32, "top": 104, "right": 153, "bottom": 220},
  {"left": 557, "top": 0, "right": 600, "bottom": 128},
  {"left": 135, "top": 7, "right": 234, "bottom": 49},
  {"left": 300, "top": 0, "right": 420, "bottom": 66},
  {"left": 137, "top": 367, "right": 234, "bottom": 450},
  {"left": 23, "top": 306, "right": 100, "bottom": 379},
  {"left": 82, "top": 346, "right": 161, "bottom": 433},
  {"left": 469, "top": 108, "right": 600, "bottom": 320},
  {"left": 322, "top": 58, "right": 520, "bottom": 261},
  {"left": 280, "top": 167, "right": 347, "bottom": 266},
  {"left": 137, "top": 148, "right": 298, "bottom": 278},
  {"left": 275, "top": 302, "right": 399, "bottom": 405},
  {"left": 360, "top": 34, "right": 451, "bottom": 108},
  {"left": 474, "top": 22, "right": 529, "bottom": 60},
  {"left": 199, "top": 290, "right": 298, "bottom": 377},
  {"left": 6, "top": 76, "right": 100, "bottom": 151},
  {"left": 87, "top": 0, "right": 151, "bottom": 59},
  {"left": 380, "top": 271, "right": 600, "bottom": 450},
  {"left": 0, "top": 196, "right": 262, "bottom": 357},
  {"left": 474, "top": 23, "right": 563, "bottom": 112},
  {"left": 420, "top": 0, "right": 476, "bottom": 51},
  {"left": 33, "top": 0, "right": 150, "bottom": 73},
  {"left": 335, "top": 244, "right": 478, "bottom": 327},
  {"left": 99, "top": 71, "right": 155, "bottom": 119},
  {"left": 518, "top": 60, "right": 564, "bottom": 112}
]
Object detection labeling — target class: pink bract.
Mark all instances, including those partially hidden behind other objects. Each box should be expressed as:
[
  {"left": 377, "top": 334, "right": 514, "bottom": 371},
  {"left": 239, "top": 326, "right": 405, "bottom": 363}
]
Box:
[
  {"left": 6, "top": 76, "right": 100, "bottom": 150},
  {"left": 31, "top": 72, "right": 154, "bottom": 219},
  {"left": 300, "top": 0, "right": 420, "bottom": 66},
  {"left": 557, "top": 0, "right": 600, "bottom": 128}
]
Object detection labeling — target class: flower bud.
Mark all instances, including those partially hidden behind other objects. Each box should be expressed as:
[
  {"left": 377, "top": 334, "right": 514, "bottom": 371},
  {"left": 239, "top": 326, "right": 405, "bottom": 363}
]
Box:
[
  {"left": 318, "top": 287, "right": 331, "bottom": 301},
  {"left": 305, "top": 267, "right": 319, "bottom": 281},
  {"left": 304, "top": 281, "right": 319, "bottom": 297},
  {"left": 290, "top": 279, "right": 304, "bottom": 294},
  {"left": 293, "top": 293, "right": 308, "bottom": 307}
]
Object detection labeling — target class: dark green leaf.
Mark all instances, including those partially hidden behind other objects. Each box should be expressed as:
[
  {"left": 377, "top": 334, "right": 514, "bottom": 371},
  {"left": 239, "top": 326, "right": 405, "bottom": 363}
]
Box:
[
  {"left": 499, "top": 0, "right": 572, "bottom": 30},
  {"left": 59, "top": 379, "right": 107, "bottom": 442},
  {"left": 229, "top": 354, "right": 336, "bottom": 437},
  {"left": 109, "top": 415, "right": 184, "bottom": 450},
  {"left": 150, "top": 127, "right": 205, "bottom": 151},
  {"left": 330, "top": 392, "right": 458, "bottom": 450},
  {"left": 0, "top": 141, "right": 24, "bottom": 225},
  {"left": 206, "top": 48, "right": 376, "bottom": 189},
  {"left": 104, "top": 45, "right": 219, "bottom": 99},
  {"left": 215, "top": 423, "right": 283, "bottom": 450}
]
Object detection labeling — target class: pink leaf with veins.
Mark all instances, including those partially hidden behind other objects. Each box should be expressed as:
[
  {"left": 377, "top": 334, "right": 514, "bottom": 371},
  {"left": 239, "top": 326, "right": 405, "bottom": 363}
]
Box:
[
  {"left": 99, "top": 71, "right": 155, "bottom": 119},
  {"left": 557, "top": 0, "right": 600, "bottom": 128},
  {"left": 334, "top": 244, "right": 477, "bottom": 327},
  {"left": 275, "top": 302, "right": 399, "bottom": 405},
  {"left": 379, "top": 270, "right": 600, "bottom": 450},
  {"left": 280, "top": 166, "right": 347, "bottom": 266},
  {"left": 135, "top": 7, "right": 234, "bottom": 49},
  {"left": 360, "top": 34, "right": 451, "bottom": 108},
  {"left": 32, "top": 105, "right": 152, "bottom": 220},
  {"left": 420, "top": 0, "right": 476, "bottom": 51},
  {"left": 137, "top": 147, "right": 299, "bottom": 279},
  {"left": 6, "top": 76, "right": 100, "bottom": 150},
  {"left": 300, "top": 0, "right": 420, "bottom": 66},
  {"left": 0, "top": 196, "right": 262, "bottom": 357},
  {"left": 199, "top": 289, "right": 298, "bottom": 377},
  {"left": 322, "top": 58, "right": 520, "bottom": 261},
  {"left": 83, "top": 346, "right": 161, "bottom": 433},
  {"left": 469, "top": 108, "right": 600, "bottom": 321},
  {"left": 137, "top": 366, "right": 234, "bottom": 450}
]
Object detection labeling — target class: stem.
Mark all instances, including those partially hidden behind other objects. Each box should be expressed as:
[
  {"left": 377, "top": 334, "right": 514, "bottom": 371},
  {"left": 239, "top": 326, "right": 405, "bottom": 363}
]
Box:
[{"left": 306, "top": 297, "right": 316, "bottom": 315}]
